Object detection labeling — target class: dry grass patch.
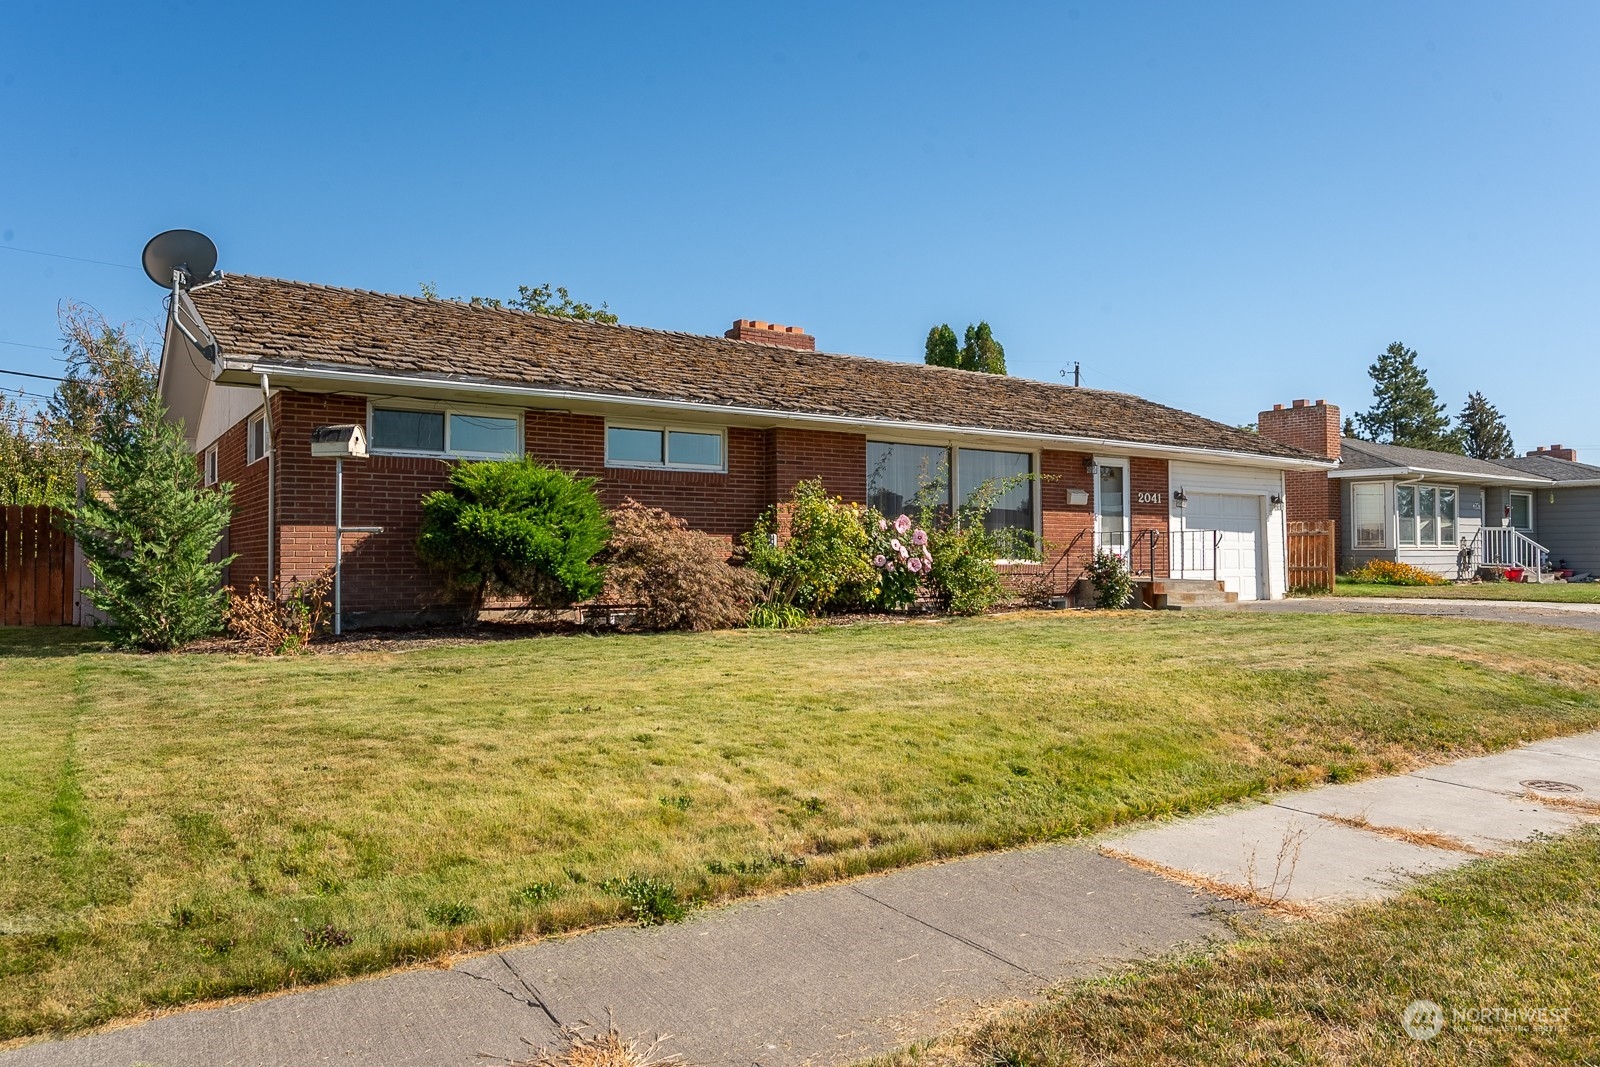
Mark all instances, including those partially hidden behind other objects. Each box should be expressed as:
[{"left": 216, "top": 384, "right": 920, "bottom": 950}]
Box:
[
  {"left": 877, "top": 829, "right": 1600, "bottom": 1066},
  {"left": 1315, "top": 812, "right": 1497, "bottom": 855},
  {"left": 3, "top": 611, "right": 1600, "bottom": 1039}
]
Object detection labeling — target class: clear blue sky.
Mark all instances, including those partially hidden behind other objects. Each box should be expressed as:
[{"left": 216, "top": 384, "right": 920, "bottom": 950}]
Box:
[{"left": 3, "top": 2, "right": 1596, "bottom": 450}]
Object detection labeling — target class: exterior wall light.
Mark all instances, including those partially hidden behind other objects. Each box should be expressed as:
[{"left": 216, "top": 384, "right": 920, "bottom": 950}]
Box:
[
  {"left": 1173, "top": 487, "right": 1187, "bottom": 508},
  {"left": 1270, "top": 493, "right": 1284, "bottom": 508}
]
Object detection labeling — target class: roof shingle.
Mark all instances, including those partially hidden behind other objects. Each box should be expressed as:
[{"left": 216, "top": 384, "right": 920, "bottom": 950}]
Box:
[{"left": 188, "top": 275, "right": 1319, "bottom": 463}]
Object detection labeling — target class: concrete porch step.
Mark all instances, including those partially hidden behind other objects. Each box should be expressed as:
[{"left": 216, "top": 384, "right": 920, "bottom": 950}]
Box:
[{"left": 1143, "top": 578, "right": 1240, "bottom": 610}]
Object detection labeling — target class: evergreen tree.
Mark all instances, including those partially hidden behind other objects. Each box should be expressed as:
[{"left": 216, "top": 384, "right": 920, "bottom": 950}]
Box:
[
  {"left": 923, "top": 321, "right": 1007, "bottom": 374},
  {"left": 1353, "top": 342, "right": 1459, "bottom": 452},
  {"left": 68, "top": 401, "right": 234, "bottom": 650},
  {"left": 924, "top": 324, "right": 961, "bottom": 369},
  {"left": 1456, "top": 391, "right": 1516, "bottom": 459},
  {"left": 961, "top": 321, "right": 1007, "bottom": 374}
]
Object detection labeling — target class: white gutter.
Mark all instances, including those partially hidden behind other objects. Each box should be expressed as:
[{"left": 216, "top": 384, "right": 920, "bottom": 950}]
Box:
[
  {"left": 1328, "top": 464, "right": 1551, "bottom": 486},
  {"left": 221, "top": 359, "right": 1337, "bottom": 471}
]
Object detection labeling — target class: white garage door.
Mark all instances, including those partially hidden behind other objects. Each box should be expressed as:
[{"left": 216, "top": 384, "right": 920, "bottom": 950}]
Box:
[{"left": 1184, "top": 494, "right": 1264, "bottom": 600}]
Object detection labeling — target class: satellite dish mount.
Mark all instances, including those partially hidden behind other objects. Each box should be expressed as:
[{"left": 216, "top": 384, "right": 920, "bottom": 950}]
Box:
[{"left": 141, "top": 229, "right": 220, "bottom": 290}]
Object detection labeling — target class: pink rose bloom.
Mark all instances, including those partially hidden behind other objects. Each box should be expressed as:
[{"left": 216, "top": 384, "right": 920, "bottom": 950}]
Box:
[
  {"left": 907, "top": 557, "right": 922, "bottom": 573},
  {"left": 886, "top": 561, "right": 896, "bottom": 572},
  {"left": 923, "top": 548, "right": 933, "bottom": 563},
  {"left": 873, "top": 554, "right": 886, "bottom": 567},
  {"left": 911, "top": 529, "right": 928, "bottom": 546},
  {"left": 895, "top": 514, "right": 912, "bottom": 534},
  {"left": 890, "top": 538, "right": 903, "bottom": 553},
  {"left": 878, "top": 517, "right": 888, "bottom": 531}
]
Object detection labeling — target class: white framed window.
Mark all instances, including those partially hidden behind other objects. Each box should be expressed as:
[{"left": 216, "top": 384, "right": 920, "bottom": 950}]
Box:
[
  {"left": 247, "top": 413, "right": 267, "bottom": 464},
  {"left": 367, "top": 402, "right": 523, "bottom": 459},
  {"left": 865, "top": 440, "right": 1038, "bottom": 552},
  {"left": 203, "top": 445, "right": 219, "bottom": 486},
  {"left": 1352, "top": 482, "right": 1385, "bottom": 548},
  {"left": 1396, "top": 483, "right": 1458, "bottom": 547},
  {"left": 1509, "top": 491, "right": 1533, "bottom": 532},
  {"left": 604, "top": 421, "right": 726, "bottom": 472}
]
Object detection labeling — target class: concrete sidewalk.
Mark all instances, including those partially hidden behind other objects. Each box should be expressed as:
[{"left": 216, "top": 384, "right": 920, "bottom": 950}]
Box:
[
  {"left": 5, "top": 734, "right": 1597, "bottom": 1067},
  {"left": 1244, "top": 595, "right": 1600, "bottom": 631}
]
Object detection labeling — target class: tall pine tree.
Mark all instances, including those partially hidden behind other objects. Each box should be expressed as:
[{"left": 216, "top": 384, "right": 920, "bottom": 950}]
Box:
[
  {"left": 923, "top": 321, "right": 1007, "bottom": 374},
  {"left": 1456, "top": 391, "right": 1516, "bottom": 459},
  {"left": 1354, "top": 342, "right": 1460, "bottom": 452}
]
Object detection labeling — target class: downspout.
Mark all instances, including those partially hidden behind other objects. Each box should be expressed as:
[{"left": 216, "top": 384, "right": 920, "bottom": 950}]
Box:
[{"left": 260, "top": 373, "right": 275, "bottom": 590}]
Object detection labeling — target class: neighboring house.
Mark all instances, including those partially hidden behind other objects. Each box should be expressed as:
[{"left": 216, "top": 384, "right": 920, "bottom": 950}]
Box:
[
  {"left": 1256, "top": 400, "right": 1600, "bottom": 578},
  {"left": 157, "top": 275, "right": 1331, "bottom": 626}
]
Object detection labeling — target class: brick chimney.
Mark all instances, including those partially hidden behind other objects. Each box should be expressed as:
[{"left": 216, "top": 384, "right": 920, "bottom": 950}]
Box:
[
  {"left": 725, "top": 319, "right": 815, "bottom": 351},
  {"left": 1258, "top": 399, "right": 1341, "bottom": 529},
  {"left": 1527, "top": 444, "right": 1577, "bottom": 461}
]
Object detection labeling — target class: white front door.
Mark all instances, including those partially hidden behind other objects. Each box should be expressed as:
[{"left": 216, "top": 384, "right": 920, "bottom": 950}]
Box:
[
  {"left": 1094, "top": 458, "right": 1131, "bottom": 557},
  {"left": 1185, "top": 493, "right": 1264, "bottom": 600}
]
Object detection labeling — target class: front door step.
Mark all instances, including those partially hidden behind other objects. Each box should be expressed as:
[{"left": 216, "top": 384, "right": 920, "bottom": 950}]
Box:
[{"left": 1139, "top": 578, "right": 1241, "bottom": 610}]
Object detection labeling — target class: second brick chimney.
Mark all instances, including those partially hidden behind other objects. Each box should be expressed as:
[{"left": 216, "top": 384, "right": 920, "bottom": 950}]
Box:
[
  {"left": 1527, "top": 444, "right": 1578, "bottom": 461},
  {"left": 725, "top": 319, "right": 815, "bottom": 351},
  {"left": 1258, "top": 398, "right": 1342, "bottom": 529}
]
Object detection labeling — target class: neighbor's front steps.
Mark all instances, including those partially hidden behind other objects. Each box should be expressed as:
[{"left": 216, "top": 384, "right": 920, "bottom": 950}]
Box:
[{"left": 5, "top": 736, "right": 1598, "bottom": 1067}]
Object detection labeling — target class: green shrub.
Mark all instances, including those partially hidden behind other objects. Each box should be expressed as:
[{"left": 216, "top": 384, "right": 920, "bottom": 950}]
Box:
[
  {"left": 68, "top": 406, "right": 234, "bottom": 650},
  {"left": 742, "top": 479, "right": 875, "bottom": 617},
  {"left": 600, "top": 874, "right": 689, "bottom": 926},
  {"left": 749, "top": 602, "right": 810, "bottom": 629},
  {"left": 416, "top": 459, "right": 608, "bottom": 613},
  {"left": 923, "top": 473, "right": 1038, "bottom": 616},
  {"left": 600, "top": 500, "right": 758, "bottom": 631},
  {"left": 1084, "top": 549, "right": 1137, "bottom": 608}
]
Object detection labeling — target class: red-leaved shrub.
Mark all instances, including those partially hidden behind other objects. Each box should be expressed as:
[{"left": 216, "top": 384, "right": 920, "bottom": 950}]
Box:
[{"left": 602, "top": 500, "right": 759, "bottom": 631}]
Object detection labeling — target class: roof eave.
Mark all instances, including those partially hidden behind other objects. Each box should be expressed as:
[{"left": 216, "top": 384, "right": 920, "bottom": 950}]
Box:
[
  {"left": 217, "top": 358, "right": 1334, "bottom": 470},
  {"left": 1328, "top": 464, "right": 1553, "bottom": 485}
]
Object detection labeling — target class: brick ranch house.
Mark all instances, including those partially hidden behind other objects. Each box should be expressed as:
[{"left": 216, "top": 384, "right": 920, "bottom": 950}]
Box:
[
  {"left": 157, "top": 275, "right": 1333, "bottom": 626},
  {"left": 1253, "top": 398, "right": 1600, "bottom": 579}
]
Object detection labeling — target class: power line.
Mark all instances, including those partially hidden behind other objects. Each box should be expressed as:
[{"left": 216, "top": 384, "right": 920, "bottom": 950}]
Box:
[
  {"left": 0, "top": 339, "right": 61, "bottom": 352},
  {"left": 0, "top": 244, "right": 138, "bottom": 271},
  {"left": 0, "top": 368, "right": 66, "bottom": 382}
]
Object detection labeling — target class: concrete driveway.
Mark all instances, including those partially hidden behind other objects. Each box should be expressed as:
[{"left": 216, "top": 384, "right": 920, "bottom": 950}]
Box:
[{"left": 1243, "top": 595, "right": 1600, "bottom": 632}]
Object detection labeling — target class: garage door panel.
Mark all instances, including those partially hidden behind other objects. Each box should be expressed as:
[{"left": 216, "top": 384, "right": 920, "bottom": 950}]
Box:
[{"left": 1183, "top": 494, "right": 1263, "bottom": 600}]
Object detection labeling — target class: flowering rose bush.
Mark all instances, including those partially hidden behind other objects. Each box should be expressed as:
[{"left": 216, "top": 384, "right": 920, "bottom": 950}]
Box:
[{"left": 866, "top": 511, "right": 933, "bottom": 610}]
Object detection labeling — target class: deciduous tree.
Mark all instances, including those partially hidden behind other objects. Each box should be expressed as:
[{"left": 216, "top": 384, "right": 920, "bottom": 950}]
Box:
[{"left": 923, "top": 321, "right": 1007, "bottom": 374}]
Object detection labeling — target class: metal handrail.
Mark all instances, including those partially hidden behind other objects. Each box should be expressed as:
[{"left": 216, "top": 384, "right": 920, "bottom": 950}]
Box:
[
  {"left": 1174, "top": 528, "right": 1224, "bottom": 582},
  {"left": 1129, "top": 528, "right": 1160, "bottom": 577}
]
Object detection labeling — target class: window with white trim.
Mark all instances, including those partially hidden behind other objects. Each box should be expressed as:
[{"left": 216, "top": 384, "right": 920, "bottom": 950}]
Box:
[
  {"left": 1395, "top": 484, "right": 1458, "bottom": 547},
  {"left": 203, "top": 445, "right": 219, "bottom": 486},
  {"left": 368, "top": 404, "right": 522, "bottom": 458},
  {"left": 247, "top": 413, "right": 266, "bottom": 464},
  {"left": 1352, "top": 482, "right": 1385, "bottom": 548},
  {"left": 866, "top": 441, "right": 1037, "bottom": 549},
  {"left": 604, "top": 422, "right": 726, "bottom": 471}
]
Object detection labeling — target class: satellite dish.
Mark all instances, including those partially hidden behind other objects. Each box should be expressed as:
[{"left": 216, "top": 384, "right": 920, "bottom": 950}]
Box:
[{"left": 142, "top": 229, "right": 218, "bottom": 288}]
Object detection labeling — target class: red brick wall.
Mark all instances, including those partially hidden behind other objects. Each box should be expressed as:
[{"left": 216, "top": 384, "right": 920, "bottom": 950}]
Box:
[
  {"left": 525, "top": 411, "right": 776, "bottom": 537},
  {"left": 1258, "top": 399, "right": 1340, "bottom": 528},
  {"left": 1130, "top": 456, "right": 1172, "bottom": 577},
  {"left": 773, "top": 428, "right": 867, "bottom": 503},
  {"left": 210, "top": 409, "right": 270, "bottom": 594}
]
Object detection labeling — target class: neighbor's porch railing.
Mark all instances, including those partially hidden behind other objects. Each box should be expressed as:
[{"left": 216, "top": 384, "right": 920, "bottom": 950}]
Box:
[{"left": 1478, "top": 527, "right": 1549, "bottom": 582}]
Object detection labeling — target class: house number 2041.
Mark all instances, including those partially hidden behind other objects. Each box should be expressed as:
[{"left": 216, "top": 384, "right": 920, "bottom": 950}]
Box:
[{"left": 1135, "top": 492, "right": 1164, "bottom": 505}]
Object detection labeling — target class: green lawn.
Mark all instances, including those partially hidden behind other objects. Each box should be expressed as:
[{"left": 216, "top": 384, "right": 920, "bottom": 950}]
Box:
[
  {"left": 4, "top": 612, "right": 1600, "bottom": 1040},
  {"left": 883, "top": 828, "right": 1600, "bottom": 1065},
  {"left": 1334, "top": 579, "right": 1600, "bottom": 603}
]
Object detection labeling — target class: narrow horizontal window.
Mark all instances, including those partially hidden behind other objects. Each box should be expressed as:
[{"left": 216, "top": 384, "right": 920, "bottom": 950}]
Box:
[
  {"left": 450, "top": 414, "right": 520, "bottom": 456},
  {"left": 371, "top": 409, "right": 445, "bottom": 453},
  {"left": 605, "top": 422, "right": 726, "bottom": 471}
]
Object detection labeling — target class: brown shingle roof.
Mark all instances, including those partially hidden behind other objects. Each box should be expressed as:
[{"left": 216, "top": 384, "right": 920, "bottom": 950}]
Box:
[{"left": 189, "top": 274, "right": 1319, "bottom": 462}]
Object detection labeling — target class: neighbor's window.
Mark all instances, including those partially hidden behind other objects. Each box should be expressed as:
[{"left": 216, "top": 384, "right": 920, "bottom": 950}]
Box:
[
  {"left": 604, "top": 422, "right": 726, "bottom": 471},
  {"left": 1352, "top": 483, "right": 1385, "bottom": 548},
  {"left": 247, "top": 413, "right": 267, "bottom": 464},
  {"left": 1509, "top": 491, "right": 1533, "bottom": 531},
  {"left": 368, "top": 406, "right": 520, "bottom": 458},
  {"left": 867, "top": 441, "right": 950, "bottom": 520},
  {"left": 203, "top": 446, "right": 219, "bottom": 486},
  {"left": 1396, "top": 484, "right": 1458, "bottom": 546}
]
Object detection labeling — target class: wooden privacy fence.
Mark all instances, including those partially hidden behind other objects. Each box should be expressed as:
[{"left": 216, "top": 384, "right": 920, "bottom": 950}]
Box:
[
  {"left": 1, "top": 506, "right": 77, "bottom": 626},
  {"left": 1287, "top": 519, "right": 1337, "bottom": 592}
]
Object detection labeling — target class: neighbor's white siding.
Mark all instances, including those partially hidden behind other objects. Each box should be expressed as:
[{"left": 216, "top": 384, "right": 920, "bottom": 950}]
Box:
[{"left": 1168, "top": 461, "right": 1288, "bottom": 600}]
